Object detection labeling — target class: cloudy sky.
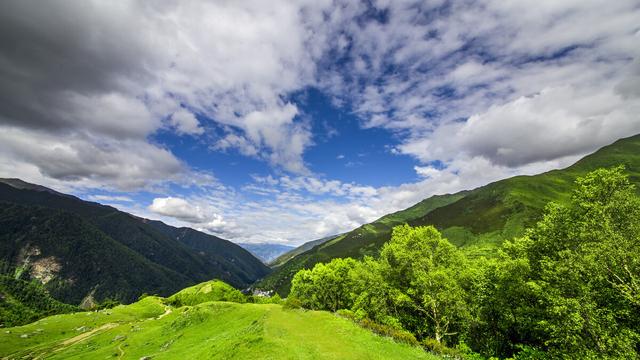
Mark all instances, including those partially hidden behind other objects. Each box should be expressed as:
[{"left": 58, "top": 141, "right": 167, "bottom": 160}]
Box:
[{"left": 1, "top": 0, "right": 639, "bottom": 245}]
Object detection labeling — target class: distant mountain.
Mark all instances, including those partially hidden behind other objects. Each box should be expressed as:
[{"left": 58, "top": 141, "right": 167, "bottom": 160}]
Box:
[
  {"left": 258, "top": 134, "right": 640, "bottom": 295},
  {"left": 0, "top": 181, "right": 270, "bottom": 305},
  {"left": 270, "top": 234, "right": 341, "bottom": 267},
  {"left": 238, "top": 243, "right": 295, "bottom": 264}
]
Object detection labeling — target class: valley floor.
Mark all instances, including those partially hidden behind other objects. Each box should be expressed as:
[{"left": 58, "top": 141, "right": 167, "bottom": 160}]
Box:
[{"left": 0, "top": 297, "right": 436, "bottom": 359}]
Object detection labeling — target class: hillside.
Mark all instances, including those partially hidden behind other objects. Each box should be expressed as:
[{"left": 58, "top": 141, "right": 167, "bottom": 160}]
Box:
[
  {"left": 0, "top": 181, "right": 269, "bottom": 305},
  {"left": 0, "top": 289, "right": 437, "bottom": 359},
  {"left": 259, "top": 134, "right": 640, "bottom": 295},
  {"left": 0, "top": 275, "right": 77, "bottom": 327},
  {"left": 238, "top": 243, "right": 295, "bottom": 263},
  {"left": 270, "top": 234, "right": 341, "bottom": 267}
]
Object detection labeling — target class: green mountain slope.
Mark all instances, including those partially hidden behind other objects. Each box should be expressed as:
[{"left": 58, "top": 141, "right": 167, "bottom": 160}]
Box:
[
  {"left": 270, "top": 234, "right": 342, "bottom": 267},
  {"left": 259, "top": 134, "right": 640, "bottom": 295},
  {"left": 0, "top": 290, "right": 437, "bottom": 359},
  {"left": 0, "top": 181, "right": 269, "bottom": 305}
]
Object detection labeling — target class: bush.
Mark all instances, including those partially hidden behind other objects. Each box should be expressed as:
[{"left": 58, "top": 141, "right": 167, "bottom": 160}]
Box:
[
  {"left": 422, "top": 338, "right": 462, "bottom": 358},
  {"left": 282, "top": 296, "right": 303, "bottom": 310},
  {"left": 354, "top": 317, "right": 419, "bottom": 347}
]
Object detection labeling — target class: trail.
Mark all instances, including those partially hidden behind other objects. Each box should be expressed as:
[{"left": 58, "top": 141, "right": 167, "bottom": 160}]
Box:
[
  {"left": 56, "top": 323, "right": 118, "bottom": 349},
  {"left": 117, "top": 343, "right": 125, "bottom": 359},
  {"left": 157, "top": 306, "right": 172, "bottom": 319}
]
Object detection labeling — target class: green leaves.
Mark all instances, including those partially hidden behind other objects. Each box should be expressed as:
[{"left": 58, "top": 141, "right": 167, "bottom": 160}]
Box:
[{"left": 289, "top": 166, "right": 640, "bottom": 358}]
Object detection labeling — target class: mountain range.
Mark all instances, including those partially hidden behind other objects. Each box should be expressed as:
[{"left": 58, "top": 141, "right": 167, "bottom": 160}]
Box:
[{"left": 0, "top": 180, "right": 269, "bottom": 306}]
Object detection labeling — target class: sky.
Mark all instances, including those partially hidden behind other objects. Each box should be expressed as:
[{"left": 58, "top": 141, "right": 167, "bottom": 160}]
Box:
[{"left": 0, "top": 0, "right": 639, "bottom": 245}]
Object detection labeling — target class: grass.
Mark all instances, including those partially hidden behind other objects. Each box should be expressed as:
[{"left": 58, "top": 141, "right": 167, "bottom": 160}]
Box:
[{"left": 0, "top": 296, "right": 438, "bottom": 359}]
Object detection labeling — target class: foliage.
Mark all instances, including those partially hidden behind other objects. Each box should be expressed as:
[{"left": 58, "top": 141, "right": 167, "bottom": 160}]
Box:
[
  {"left": 290, "top": 257, "right": 358, "bottom": 311},
  {"left": 0, "top": 275, "right": 77, "bottom": 327},
  {"left": 288, "top": 166, "right": 640, "bottom": 359}
]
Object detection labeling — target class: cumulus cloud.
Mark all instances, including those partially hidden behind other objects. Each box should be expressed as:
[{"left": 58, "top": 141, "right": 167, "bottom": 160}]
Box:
[
  {"left": 169, "top": 109, "right": 204, "bottom": 136},
  {"left": 0, "top": 0, "right": 332, "bottom": 188}
]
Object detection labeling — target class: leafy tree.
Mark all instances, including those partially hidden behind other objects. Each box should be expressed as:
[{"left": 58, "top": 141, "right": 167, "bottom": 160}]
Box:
[
  {"left": 378, "top": 225, "right": 470, "bottom": 345},
  {"left": 479, "top": 166, "right": 640, "bottom": 358},
  {"left": 290, "top": 257, "right": 357, "bottom": 311}
]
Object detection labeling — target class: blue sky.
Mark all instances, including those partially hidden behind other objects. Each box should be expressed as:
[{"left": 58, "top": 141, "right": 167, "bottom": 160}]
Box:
[{"left": 0, "top": 1, "right": 639, "bottom": 244}]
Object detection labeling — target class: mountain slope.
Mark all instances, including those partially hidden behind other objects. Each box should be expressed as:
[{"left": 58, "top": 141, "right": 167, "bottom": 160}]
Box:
[
  {"left": 0, "top": 275, "right": 77, "bottom": 327},
  {"left": 0, "top": 181, "right": 269, "bottom": 305},
  {"left": 238, "top": 243, "right": 295, "bottom": 264},
  {"left": 270, "top": 234, "right": 341, "bottom": 267},
  {"left": 0, "top": 291, "right": 437, "bottom": 359},
  {"left": 259, "top": 134, "right": 640, "bottom": 295}
]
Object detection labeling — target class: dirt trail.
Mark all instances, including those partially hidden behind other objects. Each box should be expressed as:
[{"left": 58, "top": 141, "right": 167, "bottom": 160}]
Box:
[
  {"left": 157, "top": 306, "right": 172, "bottom": 319},
  {"left": 117, "top": 343, "right": 125, "bottom": 359},
  {"left": 56, "top": 323, "right": 118, "bottom": 349}
]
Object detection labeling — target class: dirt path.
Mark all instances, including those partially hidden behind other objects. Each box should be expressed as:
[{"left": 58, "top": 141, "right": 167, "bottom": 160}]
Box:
[
  {"left": 56, "top": 323, "right": 118, "bottom": 350},
  {"left": 117, "top": 343, "right": 125, "bottom": 359},
  {"left": 157, "top": 306, "right": 172, "bottom": 319}
]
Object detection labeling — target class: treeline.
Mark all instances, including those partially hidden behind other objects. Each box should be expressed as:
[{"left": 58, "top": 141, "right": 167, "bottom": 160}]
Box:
[
  {"left": 288, "top": 167, "right": 640, "bottom": 359},
  {"left": 0, "top": 275, "right": 78, "bottom": 327}
]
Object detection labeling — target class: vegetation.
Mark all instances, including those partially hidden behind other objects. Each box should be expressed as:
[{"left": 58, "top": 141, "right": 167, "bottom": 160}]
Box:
[
  {"left": 0, "top": 275, "right": 77, "bottom": 327},
  {"left": 289, "top": 167, "right": 640, "bottom": 358},
  {"left": 260, "top": 134, "right": 640, "bottom": 296},
  {"left": 0, "top": 284, "right": 437, "bottom": 359},
  {"left": 167, "top": 280, "right": 246, "bottom": 306}
]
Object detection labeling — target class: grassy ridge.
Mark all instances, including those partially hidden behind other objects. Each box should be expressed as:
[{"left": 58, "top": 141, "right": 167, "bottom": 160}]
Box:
[
  {"left": 0, "top": 294, "right": 437, "bottom": 359},
  {"left": 259, "top": 134, "right": 640, "bottom": 295}
]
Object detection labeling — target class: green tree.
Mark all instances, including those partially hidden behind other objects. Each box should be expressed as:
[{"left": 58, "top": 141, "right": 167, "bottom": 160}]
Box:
[
  {"left": 379, "top": 224, "right": 470, "bottom": 344},
  {"left": 290, "top": 257, "right": 357, "bottom": 311},
  {"left": 479, "top": 166, "right": 640, "bottom": 358}
]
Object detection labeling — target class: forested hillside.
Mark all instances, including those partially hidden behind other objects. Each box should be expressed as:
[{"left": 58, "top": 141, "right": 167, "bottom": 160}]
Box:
[
  {"left": 259, "top": 134, "right": 640, "bottom": 295},
  {"left": 0, "top": 181, "right": 269, "bottom": 305}
]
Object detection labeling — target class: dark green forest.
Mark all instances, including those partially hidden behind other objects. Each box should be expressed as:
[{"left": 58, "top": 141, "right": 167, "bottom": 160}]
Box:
[{"left": 288, "top": 167, "right": 640, "bottom": 359}]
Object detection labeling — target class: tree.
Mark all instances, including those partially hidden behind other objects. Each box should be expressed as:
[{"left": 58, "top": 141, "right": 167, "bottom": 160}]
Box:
[
  {"left": 289, "top": 257, "right": 357, "bottom": 311},
  {"left": 379, "top": 224, "right": 470, "bottom": 344},
  {"left": 484, "top": 166, "right": 640, "bottom": 358}
]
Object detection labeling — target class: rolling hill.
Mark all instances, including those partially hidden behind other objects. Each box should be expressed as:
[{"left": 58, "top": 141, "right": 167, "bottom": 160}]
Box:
[
  {"left": 258, "top": 134, "right": 640, "bottom": 295},
  {"left": 0, "top": 181, "right": 270, "bottom": 305},
  {"left": 0, "top": 284, "right": 437, "bottom": 360}
]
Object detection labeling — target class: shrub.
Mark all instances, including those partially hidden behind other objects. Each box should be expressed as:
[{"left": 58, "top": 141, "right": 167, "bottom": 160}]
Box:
[{"left": 282, "top": 296, "right": 303, "bottom": 310}]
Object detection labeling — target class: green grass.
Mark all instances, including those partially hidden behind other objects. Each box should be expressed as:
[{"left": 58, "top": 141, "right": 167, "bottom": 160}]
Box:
[
  {"left": 167, "top": 279, "right": 245, "bottom": 306},
  {"left": 259, "top": 134, "right": 640, "bottom": 295},
  {"left": 0, "top": 296, "right": 438, "bottom": 359}
]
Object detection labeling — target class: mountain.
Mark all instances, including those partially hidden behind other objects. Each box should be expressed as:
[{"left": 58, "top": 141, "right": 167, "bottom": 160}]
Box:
[
  {"left": 258, "top": 134, "right": 640, "bottom": 295},
  {"left": 0, "top": 180, "right": 270, "bottom": 305},
  {"left": 270, "top": 234, "right": 342, "bottom": 267},
  {"left": 0, "top": 282, "right": 437, "bottom": 360},
  {"left": 237, "top": 243, "right": 295, "bottom": 264}
]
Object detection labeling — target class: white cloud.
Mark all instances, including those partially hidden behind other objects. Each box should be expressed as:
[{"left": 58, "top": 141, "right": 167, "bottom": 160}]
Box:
[
  {"left": 0, "top": 126, "right": 185, "bottom": 191},
  {"left": 87, "top": 195, "right": 134, "bottom": 203},
  {"left": 169, "top": 109, "right": 204, "bottom": 136}
]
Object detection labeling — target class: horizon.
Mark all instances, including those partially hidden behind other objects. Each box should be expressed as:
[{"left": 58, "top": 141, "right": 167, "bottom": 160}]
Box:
[{"left": 1, "top": 1, "right": 639, "bottom": 245}]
